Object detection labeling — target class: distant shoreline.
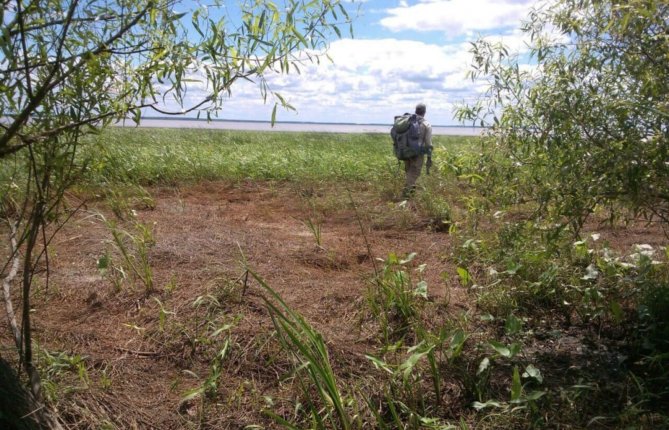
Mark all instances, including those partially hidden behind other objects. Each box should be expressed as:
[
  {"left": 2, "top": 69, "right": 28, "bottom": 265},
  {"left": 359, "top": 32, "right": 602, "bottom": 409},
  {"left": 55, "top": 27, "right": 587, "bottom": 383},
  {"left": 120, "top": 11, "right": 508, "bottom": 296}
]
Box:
[{"left": 115, "top": 117, "right": 485, "bottom": 136}]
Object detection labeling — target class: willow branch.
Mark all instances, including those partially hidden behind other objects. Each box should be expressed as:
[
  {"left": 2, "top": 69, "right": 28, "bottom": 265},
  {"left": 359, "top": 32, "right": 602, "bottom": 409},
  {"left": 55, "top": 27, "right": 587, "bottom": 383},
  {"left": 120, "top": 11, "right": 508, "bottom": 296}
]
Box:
[{"left": 2, "top": 219, "right": 22, "bottom": 352}]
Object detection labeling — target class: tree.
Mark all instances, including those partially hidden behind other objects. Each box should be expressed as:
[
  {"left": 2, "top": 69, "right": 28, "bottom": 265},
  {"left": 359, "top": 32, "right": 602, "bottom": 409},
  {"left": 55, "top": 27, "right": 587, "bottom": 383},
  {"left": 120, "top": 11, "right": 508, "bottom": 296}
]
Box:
[
  {"left": 457, "top": 0, "right": 669, "bottom": 232},
  {"left": 0, "top": 0, "right": 351, "bottom": 425}
]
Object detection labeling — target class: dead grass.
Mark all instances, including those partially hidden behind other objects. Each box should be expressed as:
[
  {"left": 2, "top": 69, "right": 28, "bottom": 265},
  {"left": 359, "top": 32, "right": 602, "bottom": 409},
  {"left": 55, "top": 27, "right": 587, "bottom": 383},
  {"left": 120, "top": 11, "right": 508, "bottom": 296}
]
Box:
[{"left": 1, "top": 180, "right": 666, "bottom": 428}]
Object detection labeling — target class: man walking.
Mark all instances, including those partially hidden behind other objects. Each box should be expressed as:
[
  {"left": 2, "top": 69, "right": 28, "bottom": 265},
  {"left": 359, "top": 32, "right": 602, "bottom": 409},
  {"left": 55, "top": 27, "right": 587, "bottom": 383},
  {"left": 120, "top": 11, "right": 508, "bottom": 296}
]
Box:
[{"left": 403, "top": 102, "right": 433, "bottom": 198}]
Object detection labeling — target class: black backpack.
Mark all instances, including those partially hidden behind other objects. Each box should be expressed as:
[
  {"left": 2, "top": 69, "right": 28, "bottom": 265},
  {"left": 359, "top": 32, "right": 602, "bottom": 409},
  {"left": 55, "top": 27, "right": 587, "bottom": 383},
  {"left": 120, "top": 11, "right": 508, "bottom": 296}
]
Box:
[{"left": 390, "top": 113, "right": 422, "bottom": 160}]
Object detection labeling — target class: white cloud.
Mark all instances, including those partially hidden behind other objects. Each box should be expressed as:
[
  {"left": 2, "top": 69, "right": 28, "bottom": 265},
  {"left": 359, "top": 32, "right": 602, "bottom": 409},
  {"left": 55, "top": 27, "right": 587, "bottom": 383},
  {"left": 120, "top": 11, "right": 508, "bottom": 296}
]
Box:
[
  {"left": 158, "top": 0, "right": 545, "bottom": 125},
  {"left": 242, "top": 37, "right": 483, "bottom": 124},
  {"left": 380, "top": 0, "right": 536, "bottom": 36},
  {"left": 169, "top": 35, "right": 524, "bottom": 125},
  {"left": 481, "top": 28, "right": 533, "bottom": 53}
]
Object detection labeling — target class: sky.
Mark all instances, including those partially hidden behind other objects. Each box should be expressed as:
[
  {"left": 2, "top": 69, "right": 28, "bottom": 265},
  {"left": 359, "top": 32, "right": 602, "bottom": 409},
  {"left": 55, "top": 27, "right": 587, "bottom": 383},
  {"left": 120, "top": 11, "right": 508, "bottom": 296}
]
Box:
[{"left": 181, "top": 0, "right": 544, "bottom": 126}]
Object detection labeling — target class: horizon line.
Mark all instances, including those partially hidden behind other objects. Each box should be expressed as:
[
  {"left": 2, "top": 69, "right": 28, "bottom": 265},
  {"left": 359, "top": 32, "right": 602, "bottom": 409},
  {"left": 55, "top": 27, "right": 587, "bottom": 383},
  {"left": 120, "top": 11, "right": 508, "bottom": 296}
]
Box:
[{"left": 138, "top": 116, "right": 485, "bottom": 129}]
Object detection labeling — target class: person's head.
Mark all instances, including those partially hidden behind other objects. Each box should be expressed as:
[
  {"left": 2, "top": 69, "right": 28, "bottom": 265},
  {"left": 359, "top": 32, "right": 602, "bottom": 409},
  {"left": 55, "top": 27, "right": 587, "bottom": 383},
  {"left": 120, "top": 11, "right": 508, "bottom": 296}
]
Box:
[{"left": 415, "top": 103, "right": 426, "bottom": 116}]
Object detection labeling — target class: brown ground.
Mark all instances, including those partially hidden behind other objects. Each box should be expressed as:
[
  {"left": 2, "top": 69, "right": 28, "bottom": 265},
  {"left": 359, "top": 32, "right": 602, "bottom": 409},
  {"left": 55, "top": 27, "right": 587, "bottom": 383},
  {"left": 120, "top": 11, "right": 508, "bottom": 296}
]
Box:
[{"left": 2, "top": 181, "right": 666, "bottom": 428}]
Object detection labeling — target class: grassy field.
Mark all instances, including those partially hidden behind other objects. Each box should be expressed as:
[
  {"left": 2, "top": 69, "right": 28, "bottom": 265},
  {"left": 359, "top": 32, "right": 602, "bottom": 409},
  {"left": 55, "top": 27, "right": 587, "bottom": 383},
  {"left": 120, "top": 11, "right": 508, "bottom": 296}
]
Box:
[
  {"left": 2, "top": 127, "right": 667, "bottom": 429},
  {"left": 87, "top": 127, "right": 474, "bottom": 185}
]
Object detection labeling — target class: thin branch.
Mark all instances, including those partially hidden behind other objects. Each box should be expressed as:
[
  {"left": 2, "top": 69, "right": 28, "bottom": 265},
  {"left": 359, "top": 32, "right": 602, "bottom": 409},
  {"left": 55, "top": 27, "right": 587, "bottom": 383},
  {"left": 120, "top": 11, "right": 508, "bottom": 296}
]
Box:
[
  {"left": 16, "top": 0, "right": 34, "bottom": 98},
  {"left": 0, "top": 41, "right": 155, "bottom": 74},
  {"left": 2, "top": 218, "right": 23, "bottom": 352},
  {"left": 7, "top": 13, "right": 120, "bottom": 37},
  {"left": 54, "top": 0, "right": 81, "bottom": 67},
  {"left": 148, "top": 97, "right": 214, "bottom": 116},
  {"left": 0, "top": 0, "right": 154, "bottom": 157}
]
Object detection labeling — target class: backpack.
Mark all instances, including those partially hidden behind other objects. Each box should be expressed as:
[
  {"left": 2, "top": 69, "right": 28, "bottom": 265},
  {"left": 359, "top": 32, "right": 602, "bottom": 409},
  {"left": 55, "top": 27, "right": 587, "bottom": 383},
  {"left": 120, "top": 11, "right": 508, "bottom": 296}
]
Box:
[{"left": 390, "top": 113, "right": 422, "bottom": 160}]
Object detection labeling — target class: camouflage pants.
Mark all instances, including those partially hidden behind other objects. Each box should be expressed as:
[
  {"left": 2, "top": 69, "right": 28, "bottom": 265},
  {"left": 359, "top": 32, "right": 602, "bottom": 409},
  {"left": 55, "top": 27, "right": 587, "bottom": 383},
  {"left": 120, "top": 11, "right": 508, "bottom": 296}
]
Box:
[{"left": 403, "top": 154, "right": 424, "bottom": 197}]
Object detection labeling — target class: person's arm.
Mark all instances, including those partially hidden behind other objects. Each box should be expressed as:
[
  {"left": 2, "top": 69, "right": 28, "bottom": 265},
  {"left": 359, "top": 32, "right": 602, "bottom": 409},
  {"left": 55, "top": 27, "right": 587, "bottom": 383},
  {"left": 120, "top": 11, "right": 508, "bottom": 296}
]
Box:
[{"left": 425, "top": 123, "right": 433, "bottom": 173}]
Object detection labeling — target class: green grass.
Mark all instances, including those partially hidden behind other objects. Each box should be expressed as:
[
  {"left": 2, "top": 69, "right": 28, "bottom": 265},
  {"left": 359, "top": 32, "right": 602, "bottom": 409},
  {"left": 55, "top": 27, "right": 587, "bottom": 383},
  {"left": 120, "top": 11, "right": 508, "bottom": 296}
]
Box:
[{"left": 84, "top": 127, "right": 473, "bottom": 186}]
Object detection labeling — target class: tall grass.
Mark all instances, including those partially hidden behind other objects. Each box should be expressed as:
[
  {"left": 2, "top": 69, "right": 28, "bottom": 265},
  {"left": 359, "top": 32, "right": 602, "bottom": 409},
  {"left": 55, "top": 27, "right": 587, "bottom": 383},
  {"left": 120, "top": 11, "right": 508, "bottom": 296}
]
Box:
[
  {"left": 81, "top": 127, "right": 473, "bottom": 186},
  {"left": 250, "top": 269, "right": 356, "bottom": 430},
  {"left": 86, "top": 128, "right": 385, "bottom": 185}
]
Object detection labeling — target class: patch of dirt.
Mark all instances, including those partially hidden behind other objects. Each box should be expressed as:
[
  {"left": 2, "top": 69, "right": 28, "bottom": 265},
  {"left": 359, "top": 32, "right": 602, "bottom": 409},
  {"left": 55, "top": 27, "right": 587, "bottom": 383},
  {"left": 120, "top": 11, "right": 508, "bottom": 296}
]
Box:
[
  {"left": 2, "top": 181, "right": 464, "bottom": 428},
  {"left": 2, "top": 181, "right": 666, "bottom": 428}
]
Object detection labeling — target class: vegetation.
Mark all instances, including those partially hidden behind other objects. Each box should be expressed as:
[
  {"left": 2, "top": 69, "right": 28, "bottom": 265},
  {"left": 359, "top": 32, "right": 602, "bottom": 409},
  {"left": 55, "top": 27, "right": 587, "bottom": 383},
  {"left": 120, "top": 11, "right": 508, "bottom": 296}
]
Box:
[
  {"left": 0, "top": 0, "right": 350, "bottom": 424},
  {"left": 1, "top": 0, "right": 668, "bottom": 428},
  {"left": 457, "top": 0, "right": 669, "bottom": 231},
  {"left": 83, "top": 128, "right": 401, "bottom": 184},
  {"left": 2, "top": 126, "right": 666, "bottom": 428}
]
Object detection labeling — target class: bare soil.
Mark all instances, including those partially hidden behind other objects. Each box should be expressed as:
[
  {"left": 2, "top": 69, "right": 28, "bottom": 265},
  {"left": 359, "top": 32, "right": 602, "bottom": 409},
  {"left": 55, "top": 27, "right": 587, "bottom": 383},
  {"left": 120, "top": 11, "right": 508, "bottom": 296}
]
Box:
[{"left": 2, "top": 181, "right": 666, "bottom": 428}]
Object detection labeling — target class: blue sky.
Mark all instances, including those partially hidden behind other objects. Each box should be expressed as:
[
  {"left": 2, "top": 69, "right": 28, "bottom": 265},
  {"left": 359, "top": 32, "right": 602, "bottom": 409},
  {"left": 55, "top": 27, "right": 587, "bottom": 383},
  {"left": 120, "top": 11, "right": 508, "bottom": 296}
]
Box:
[{"left": 183, "top": 0, "right": 543, "bottom": 126}]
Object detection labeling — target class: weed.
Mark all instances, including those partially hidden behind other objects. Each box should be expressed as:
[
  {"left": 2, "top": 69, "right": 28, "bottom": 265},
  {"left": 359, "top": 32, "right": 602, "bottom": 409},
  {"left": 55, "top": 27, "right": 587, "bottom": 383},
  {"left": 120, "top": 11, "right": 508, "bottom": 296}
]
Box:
[
  {"left": 302, "top": 217, "right": 323, "bottom": 247},
  {"left": 366, "top": 253, "right": 430, "bottom": 342},
  {"left": 153, "top": 297, "right": 176, "bottom": 332},
  {"left": 182, "top": 339, "right": 232, "bottom": 402},
  {"left": 250, "top": 270, "right": 355, "bottom": 430},
  {"left": 163, "top": 274, "right": 179, "bottom": 294},
  {"left": 100, "top": 214, "right": 156, "bottom": 293},
  {"left": 99, "top": 367, "right": 112, "bottom": 391},
  {"left": 38, "top": 348, "right": 90, "bottom": 402},
  {"left": 366, "top": 325, "right": 470, "bottom": 429}
]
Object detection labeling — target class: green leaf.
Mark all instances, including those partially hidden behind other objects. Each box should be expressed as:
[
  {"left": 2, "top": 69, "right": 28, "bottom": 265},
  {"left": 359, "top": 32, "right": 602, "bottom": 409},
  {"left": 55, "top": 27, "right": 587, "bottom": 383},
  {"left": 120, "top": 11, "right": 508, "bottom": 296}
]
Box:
[
  {"left": 97, "top": 254, "right": 109, "bottom": 270},
  {"left": 610, "top": 301, "right": 624, "bottom": 324},
  {"left": 489, "top": 341, "right": 521, "bottom": 358},
  {"left": 522, "top": 364, "right": 543, "bottom": 384},
  {"left": 170, "top": 12, "right": 188, "bottom": 22},
  {"left": 456, "top": 267, "right": 471, "bottom": 286},
  {"left": 525, "top": 390, "right": 546, "bottom": 401},
  {"left": 504, "top": 314, "right": 523, "bottom": 335},
  {"left": 291, "top": 26, "right": 308, "bottom": 47},
  {"left": 414, "top": 280, "right": 428, "bottom": 299},
  {"left": 477, "top": 357, "right": 490, "bottom": 375},
  {"left": 449, "top": 329, "right": 467, "bottom": 358},
  {"left": 510, "top": 366, "right": 522, "bottom": 401},
  {"left": 472, "top": 400, "right": 504, "bottom": 411},
  {"left": 271, "top": 103, "right": 277, "bottom": 126},
  {"left": 210, "top": 323, "right": 235, "bottom": 337},
  {"left": 400, "top": 345, "right": 434, "bottom": 382},
  {"left": 182, "top": 386, "right": 203, "bottom": 402},
  {"left": 365, "top": 354, "right": 393, "bottom": 374}
]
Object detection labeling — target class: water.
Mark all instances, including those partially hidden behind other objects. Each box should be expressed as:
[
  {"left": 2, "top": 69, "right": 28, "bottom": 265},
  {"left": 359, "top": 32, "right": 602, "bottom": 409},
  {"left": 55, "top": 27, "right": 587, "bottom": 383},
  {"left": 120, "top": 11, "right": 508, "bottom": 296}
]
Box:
[{"left": 117, "top": 118, "right": 484, "bottom": 136}]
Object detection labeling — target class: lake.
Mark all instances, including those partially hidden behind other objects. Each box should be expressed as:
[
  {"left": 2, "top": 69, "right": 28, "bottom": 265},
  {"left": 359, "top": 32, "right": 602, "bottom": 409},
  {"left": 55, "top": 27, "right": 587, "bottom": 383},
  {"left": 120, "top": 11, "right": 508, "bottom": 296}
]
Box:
[{"left": 118, "top": 118, "right": 484, "bottom": 136}]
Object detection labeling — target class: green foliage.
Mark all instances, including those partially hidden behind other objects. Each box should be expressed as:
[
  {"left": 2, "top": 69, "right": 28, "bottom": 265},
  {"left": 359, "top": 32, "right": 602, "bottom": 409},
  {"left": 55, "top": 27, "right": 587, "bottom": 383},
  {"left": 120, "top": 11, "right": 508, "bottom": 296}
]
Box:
[
  {"left": 0, "top": 0, "right": 352, "bottom": 409},
  {"left": 38, "top": 349, "right": 90, "bottom": 403},
  {"left": 366, "top": 341, "right": 444, "bottom": 429},
  {"left": 101, "top": 214, "right": 156, "bottom": 293},
  {"left": 182, "top": 339, "right": 232, "bottom": 402},
  {"left": 415, "top": 187, "right": 452, "bottom": 230},
  {"left": 302, "top": 217, "right": 323, "bottom": 247},
  {"left": 451, "top": 215, "right": 669, "bottom": 425},
  {"left": 366, "top": 253, "right": 431, "bottom": 342},
  {"left": 251, "top": 270, "right": 355, "bottom": 430},
  {"left": 83, "top": 128, "right": 400, "bottom": 185},
  {"left": 457, "top": 0, "right": 669, "bottom": 230},
  {"left": 0, "top": 0, "right": 353, "bottom": 159}
]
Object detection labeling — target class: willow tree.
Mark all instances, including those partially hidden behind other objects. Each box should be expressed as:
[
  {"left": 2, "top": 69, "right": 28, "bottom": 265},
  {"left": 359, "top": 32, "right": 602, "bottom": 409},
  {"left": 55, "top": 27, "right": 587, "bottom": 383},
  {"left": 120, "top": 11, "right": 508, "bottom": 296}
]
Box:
[
  {"left": 0, "top": 0, "right": 351, "bottom": 422},
  {"left": 457, "top": 0, "right": 669, "bottom": 232}
]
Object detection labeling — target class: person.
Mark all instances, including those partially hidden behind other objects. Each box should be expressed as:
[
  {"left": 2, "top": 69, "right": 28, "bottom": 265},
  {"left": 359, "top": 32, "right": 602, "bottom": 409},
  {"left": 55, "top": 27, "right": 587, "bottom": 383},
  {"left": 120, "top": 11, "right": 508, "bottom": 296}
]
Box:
[{"left": 403, "top": 102, "right": 433, "bottom": 198}]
